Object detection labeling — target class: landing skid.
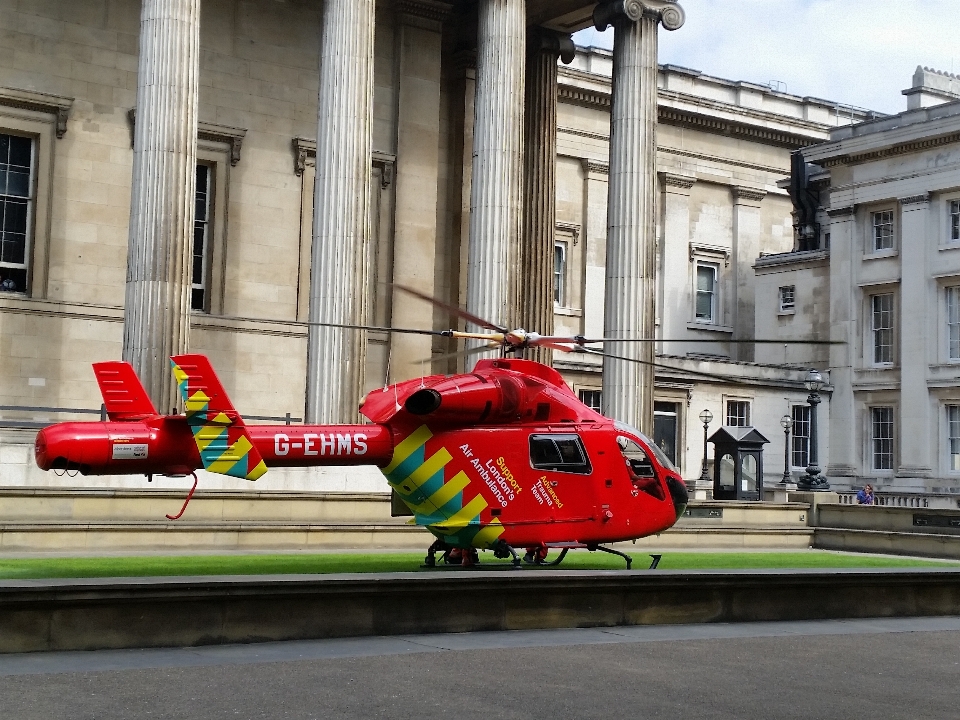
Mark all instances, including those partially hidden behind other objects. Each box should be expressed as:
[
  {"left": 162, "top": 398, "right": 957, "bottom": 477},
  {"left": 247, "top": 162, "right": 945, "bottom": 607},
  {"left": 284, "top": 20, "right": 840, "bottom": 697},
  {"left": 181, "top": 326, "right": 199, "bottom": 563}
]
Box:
[{"left": 588, "top": 543, "right": 633, "bottom": 569}]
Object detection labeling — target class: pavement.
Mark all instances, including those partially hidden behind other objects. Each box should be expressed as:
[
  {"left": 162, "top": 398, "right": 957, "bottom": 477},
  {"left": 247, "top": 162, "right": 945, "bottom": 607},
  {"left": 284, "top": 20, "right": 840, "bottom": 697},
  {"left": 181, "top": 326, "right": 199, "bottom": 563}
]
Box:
[{"left": 1, "top": 616, "right": 959, "bottom": 719}]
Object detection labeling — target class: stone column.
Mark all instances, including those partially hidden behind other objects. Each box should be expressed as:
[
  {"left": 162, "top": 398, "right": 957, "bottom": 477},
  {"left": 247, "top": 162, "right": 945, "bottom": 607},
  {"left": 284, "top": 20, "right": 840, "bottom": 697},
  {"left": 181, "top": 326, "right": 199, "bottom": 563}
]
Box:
[
  {"left": 731, "top": 186, "right": 766, "bottom": 362},
  {"left": 520, "top": 28, "right": 575, "bottom": 365},
  {"left": 123, "top": 0, "right": 200, "bottom": 413},
  {"left": 466, "top": 0, "right": 525, "bottom": 352},
  {"left": 898, "top": 194, "right": 933, "bottom": 482},
  {"left": 658, "top": 172, "right": 695, "bottom": 357},
  {"left": 389, "top": 1, "right": 450, "bottom": 382},
  {"left": 305, "top": 1, "right": 376, "bottom": 423},
  {"left": 826, "top": 205, "right": 858, "bottom": 480},
  {"left": 594, "top": 0, "right": 685, "bottom": 431}
]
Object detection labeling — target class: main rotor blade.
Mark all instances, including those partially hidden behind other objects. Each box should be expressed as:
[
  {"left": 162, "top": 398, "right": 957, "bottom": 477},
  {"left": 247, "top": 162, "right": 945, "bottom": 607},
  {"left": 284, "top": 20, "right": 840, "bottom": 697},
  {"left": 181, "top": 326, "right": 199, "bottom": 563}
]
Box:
[
  {"left": 569, "top": 337, "right": 842, "bottom": 345},
  {"left": 215, "top": 315, "right": 455, "bottom": 338},
  {"left": 575, "top": 347, "right": 801, "bottom": 387},
  {"left": 392, "top": 283, "right": 507, "bottom": 334}
]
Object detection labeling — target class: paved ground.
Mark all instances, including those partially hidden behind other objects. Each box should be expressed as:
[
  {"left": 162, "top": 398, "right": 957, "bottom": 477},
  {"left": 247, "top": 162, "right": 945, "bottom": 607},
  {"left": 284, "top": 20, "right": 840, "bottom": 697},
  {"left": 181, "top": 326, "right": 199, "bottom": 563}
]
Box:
[{"left": 2, "top": 617, "right": 959, "bottom": 719}]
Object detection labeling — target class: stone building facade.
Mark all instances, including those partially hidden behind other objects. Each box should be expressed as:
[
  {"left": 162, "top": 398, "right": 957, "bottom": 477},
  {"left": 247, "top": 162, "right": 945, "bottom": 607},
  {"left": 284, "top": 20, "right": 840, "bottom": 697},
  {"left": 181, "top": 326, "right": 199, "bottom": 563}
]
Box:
[
  {"left": 758, "top": 68, "right": 960, "bottom": 493},
  {"left": 0, "top": 0, "right": 867, "bottom": 492}
]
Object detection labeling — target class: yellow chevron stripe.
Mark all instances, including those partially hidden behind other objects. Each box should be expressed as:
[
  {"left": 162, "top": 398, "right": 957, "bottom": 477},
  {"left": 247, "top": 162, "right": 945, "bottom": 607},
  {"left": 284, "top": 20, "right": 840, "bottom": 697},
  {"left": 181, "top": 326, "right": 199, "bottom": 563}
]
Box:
[
  {"left": 409, "top": 470, "right": 470, "bottom": 515},
  {"left": 212, "top": 411, "right": 232, "bottom": 425},
  {"left": 194, "top": 424, "right": 225, "bottom": 452},
  {"left": 172, "top": 364, "right": 189, "bottom": 385},
  {"left": 186, "top": 389, "right": 211, "bottom": 413},
  {"left": 382, "top": 425, "right": 432, "bottom": 475},
  {"left": 471, "top": 519, "right": 505, "bottom": 548},
  {"left": 430, "top": 494, "right": 487, "bottom": 532},
  {"left": 394, "top": 447, "right": 452, "bottom": 496},
  {"left": 208, "top": 434, "right": 254, "bottom": 474},
  {"left": 247, "top": 459, "right": 267, "bottom": 481}
]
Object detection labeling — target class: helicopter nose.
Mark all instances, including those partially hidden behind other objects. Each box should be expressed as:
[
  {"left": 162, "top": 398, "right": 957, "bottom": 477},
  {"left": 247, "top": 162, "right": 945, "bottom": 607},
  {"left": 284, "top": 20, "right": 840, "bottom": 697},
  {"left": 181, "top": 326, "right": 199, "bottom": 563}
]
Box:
[{"left": 665, "top": 475, "right": 688, "bottom": 521}]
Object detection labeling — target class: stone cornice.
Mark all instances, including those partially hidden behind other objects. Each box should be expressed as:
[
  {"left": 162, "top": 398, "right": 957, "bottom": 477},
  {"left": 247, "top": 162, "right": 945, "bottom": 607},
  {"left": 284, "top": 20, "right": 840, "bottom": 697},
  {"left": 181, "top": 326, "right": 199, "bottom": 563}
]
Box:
[
  {"left": 732, "top": 186, "right": 767, "bottom": 202},
  {"left": 558, "top": 80, "right": 829, "bottom": 148},
  {"left": 753, "top": 249, "right": 829, "bottom": 271},
  {"left": 593, "top": 0, "right": 685, "bottom": 31},
  {"left": 899, "top": 193, "right": 931, "bottom": 206},
  {"left": 582, "top": 159, "right": 609, "bottom": 176},
  {"left": 127, "top": 109, "right": 246, "bottom": 165},
  {"left": 292, "top": 137, "right": 397, "bottom": 187},
  {"left": 819, "top": 130, "right": 960, "bottom": 168},
  {"left": 395, "top": 0, "right": 452, "bottom": 23},
  {"left": 826, "top": 205, "right": 855, "bottom": 218},
  {"left": 0, "top": 87, "right": 73, "bottom": 138},
  {"left": 659, "top": 171, "right": 696, "bottom": 190}
]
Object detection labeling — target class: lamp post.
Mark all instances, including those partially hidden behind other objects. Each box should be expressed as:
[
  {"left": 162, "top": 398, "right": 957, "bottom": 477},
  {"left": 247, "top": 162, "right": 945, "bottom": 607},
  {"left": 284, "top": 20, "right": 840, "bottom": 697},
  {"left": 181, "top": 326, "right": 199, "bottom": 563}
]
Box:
[
  {"left": 797, "top": 368, "right": 830, "bottom": 491},
  {"left": 779, "top": 414, "right": 793, "bottom": 484},
  {"left": 698, "top": 409, "right": 713, "bottom": 484}
]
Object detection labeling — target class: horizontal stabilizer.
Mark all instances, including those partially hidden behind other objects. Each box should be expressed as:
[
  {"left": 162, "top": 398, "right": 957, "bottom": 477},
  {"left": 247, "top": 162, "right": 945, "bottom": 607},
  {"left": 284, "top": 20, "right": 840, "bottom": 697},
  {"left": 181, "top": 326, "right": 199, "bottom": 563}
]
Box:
[
  {"left": 93, "top": 361, "right": 158, "bottom": 421},
  {"left": 170, "top": 354, "right": 267, "bottom": 481}
]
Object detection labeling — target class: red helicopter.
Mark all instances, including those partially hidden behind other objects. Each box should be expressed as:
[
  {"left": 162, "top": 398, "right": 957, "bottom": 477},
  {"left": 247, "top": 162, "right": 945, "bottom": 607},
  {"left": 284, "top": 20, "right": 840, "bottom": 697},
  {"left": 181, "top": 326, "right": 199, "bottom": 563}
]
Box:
[{"left": 33, "top": 287, "right": 832, "bottom": 568}]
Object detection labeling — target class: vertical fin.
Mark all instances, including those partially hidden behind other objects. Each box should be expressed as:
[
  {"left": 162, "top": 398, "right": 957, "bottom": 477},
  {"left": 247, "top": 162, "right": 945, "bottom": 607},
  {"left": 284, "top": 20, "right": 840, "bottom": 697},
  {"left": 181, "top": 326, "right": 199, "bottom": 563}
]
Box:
[
  {"left": 93, "top": 361, "right": 158, "bottom": 421},
  {"left": 169, "top": 354, "right": 268, "bottom": 481}
]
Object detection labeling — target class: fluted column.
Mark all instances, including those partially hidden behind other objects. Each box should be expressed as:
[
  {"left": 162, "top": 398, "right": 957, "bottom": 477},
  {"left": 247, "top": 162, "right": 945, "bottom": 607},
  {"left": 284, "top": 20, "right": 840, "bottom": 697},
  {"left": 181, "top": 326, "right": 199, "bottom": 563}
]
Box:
[
  {"left": 467, "top": 0, "right": 525, "bottom": 356},
  {"left": 305, "top": 1, "right": 376, "bottom": 423},
  {"left": 122, "top": 0, "right": 200, "bottom": 413},
  {"left": 520, "top": 29, "right": 575, "bottom": 365},
  {"left": 594, "top": 0, "right": 684, "bottom": 431}
]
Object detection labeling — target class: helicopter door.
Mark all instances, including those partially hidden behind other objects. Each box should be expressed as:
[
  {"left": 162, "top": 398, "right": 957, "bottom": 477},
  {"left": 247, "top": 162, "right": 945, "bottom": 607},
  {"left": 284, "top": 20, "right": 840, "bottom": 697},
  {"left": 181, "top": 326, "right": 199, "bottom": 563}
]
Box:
[{"left": 529, "top": 433, "right": 593, "bottom": 524}]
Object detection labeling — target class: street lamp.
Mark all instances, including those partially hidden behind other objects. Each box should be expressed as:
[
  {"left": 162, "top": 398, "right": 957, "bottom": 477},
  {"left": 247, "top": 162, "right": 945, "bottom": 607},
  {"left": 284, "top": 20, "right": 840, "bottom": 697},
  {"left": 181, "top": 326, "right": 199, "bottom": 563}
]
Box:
[
  {"left": 779, "top": 414, "right": 793, "bottom": 484},
  {"left": 698, "top": 409, "right": 713, "bottom": 484},
  {"left": 797, "top": 368, "right": 830, "bottom": 491}
]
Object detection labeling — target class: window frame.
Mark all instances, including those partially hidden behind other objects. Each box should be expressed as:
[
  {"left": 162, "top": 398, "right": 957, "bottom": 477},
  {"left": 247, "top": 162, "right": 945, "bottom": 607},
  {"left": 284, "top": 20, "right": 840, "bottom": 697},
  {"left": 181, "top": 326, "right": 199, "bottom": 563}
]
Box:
[
  {"left": 193, "top": 143, "right": 230, "bottom": 315},
  {"left": 0, "top": 109, "right": 56, "bottom": 299},
  {"left": 790, "top": 404, "right": 811, "bottom": 469},
  {"left": 868, "top": 291, "right": 896, "bottom": 367},
  {"left": 870, "top": 208, "right": 896, "bottom": 254},
  {"left": 577, "top": 388, "right": 602, "bottom": 413},
  {"left": 553, "top": 239, "right": 567, "bottom": 307},
  {"left": 946, "top": 404, "right": 960, "bottom": 475},
  {"left": 869, "top": 405, "right": 895, "bottom": 473},
  {"left": 725, "top": 399, "right": 751, "bottom": 427},
  {"left": 945, "top": 195, "right": 960, "bottom": 248},
  {"left": 778, "top": 284, "right": 796, "bottom": 314},
  {"left": 946, "top": 284, "right": 960, "bottom": 362},
  {"left": 0, "top": 131, "right": 35, "bottom": 295},
  {"left": 694, "top": 260, "right": 719, "bottom": 324}
]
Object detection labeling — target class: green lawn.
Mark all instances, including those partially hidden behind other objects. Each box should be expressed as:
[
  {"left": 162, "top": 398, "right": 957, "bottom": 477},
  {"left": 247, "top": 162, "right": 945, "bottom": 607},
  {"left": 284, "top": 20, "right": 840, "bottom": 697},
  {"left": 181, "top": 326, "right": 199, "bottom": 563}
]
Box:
[{"left": 0, "top": 550, "right": 957, "bottom": 580}]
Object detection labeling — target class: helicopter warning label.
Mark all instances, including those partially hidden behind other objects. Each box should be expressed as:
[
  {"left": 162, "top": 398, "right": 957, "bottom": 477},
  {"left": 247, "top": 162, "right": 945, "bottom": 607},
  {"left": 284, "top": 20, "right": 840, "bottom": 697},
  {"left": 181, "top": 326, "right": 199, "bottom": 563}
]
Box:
[
  {"left": 112, "top": 443, "right": 148, "bottom": 460},
  {"left": 458, "top": 444, "right": 521, "bottom": 508}
]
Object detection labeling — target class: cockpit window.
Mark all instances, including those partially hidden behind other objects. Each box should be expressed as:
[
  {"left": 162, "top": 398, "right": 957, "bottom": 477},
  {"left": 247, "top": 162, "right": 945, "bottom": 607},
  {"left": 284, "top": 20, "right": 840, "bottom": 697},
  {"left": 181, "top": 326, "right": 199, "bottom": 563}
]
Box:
[
  {"left": 614, "top": 421, "right": 678, "bottom": 472},
  {"left": 530, "top": 434, "right": 592, "bottom": 474},
  {"left": 617, "top": 433, "right": 665, "bottom": 501}
]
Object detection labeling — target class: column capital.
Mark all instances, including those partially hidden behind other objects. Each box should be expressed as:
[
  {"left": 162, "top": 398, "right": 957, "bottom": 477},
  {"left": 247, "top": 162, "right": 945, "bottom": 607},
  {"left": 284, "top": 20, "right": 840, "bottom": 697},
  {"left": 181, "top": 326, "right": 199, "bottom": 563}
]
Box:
[
  {"left": 582, "top": 159, "right": 609, "bottom": 177},
  {"left": 528, "top": 27, "right": 576, "bottom": 64},
  {"left": 594, "top": 0, "right": 685, "bottom": 32},
  {"left": 732, "top": 185, "right": 766, "bottom": 204}
]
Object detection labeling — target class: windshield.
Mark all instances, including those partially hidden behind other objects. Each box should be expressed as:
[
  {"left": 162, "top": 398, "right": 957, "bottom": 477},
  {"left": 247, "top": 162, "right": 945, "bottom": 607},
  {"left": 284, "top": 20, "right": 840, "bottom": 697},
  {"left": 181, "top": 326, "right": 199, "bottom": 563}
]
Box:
[{"left": 614, "top": 421, "right": 678, "bottom": 472}]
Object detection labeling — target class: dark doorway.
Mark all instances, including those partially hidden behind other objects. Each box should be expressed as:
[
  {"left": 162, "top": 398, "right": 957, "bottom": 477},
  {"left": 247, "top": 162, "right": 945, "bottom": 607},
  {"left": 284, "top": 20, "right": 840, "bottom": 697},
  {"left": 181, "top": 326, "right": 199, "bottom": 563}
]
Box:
[{"left": 653, "top": 402, "right": 679, "bottom": 469}]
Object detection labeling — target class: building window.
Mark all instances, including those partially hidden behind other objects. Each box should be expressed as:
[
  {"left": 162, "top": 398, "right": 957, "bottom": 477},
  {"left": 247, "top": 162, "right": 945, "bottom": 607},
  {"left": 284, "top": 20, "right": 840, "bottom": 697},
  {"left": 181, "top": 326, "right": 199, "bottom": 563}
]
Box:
[
  {"left": 0, "top": 132, "right": 33, "bottom": 293},
  {"left": 553, "top": 241, "right": 566, "bottom": 306},
  {"left": 950, "top": 200, "right": 960, "bottom": 244},
  {"left": 948, "top": 405, "right": 960, "bottom": 472},
  {"left": 871, "top": 406, "right": 894, "bottom": 471},
  {"left": 779, "top": 285, "right": 795, "bottom": 312},
  {"left": 726, "top": 400, "right": 750, "bottom": 427},
  {"left": 791, "top": 404, "right": 810, "bottom": 468},
  {"left": 578, "top": 389, "right": 601, "bottom": 412},
  {"left": 191, "top": 164, "right": 211, "bottom": 311},
  {"left": 695, "top": 262, "right": 718, "bottom": 322},
  {"left": 947, "top": 286, "right": 960, "bottom": 360},
  {"left": 872, "top": 210, "right": 894, "bottom": 252},
  {"left": 871, "top": 292, "right": 894, "bottom": 365}
]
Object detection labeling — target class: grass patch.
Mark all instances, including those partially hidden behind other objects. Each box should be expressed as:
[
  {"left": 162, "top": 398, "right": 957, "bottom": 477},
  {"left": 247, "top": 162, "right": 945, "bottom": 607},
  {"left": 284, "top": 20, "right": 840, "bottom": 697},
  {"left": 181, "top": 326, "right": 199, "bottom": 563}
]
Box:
[{"left": 0, "top": 550, "right": 957, "bottom": 580}]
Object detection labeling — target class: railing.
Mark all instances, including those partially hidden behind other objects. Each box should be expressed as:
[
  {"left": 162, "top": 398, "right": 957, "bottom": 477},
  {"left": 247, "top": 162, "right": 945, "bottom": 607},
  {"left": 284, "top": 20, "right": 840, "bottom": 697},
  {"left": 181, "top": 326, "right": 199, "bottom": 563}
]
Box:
[
  {"left": 837, "top": 492, "right": 960, "bottom": 509},
  {"left": 0, "top": 405, "right": 302, "bottom": 430}
]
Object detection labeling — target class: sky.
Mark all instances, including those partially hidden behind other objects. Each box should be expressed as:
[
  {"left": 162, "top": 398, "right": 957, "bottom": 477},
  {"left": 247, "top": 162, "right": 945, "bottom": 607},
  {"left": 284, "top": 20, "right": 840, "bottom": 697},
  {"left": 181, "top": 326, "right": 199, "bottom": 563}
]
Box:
[{"left": 573, "top": 0, "right": 959, "bottom": 115}]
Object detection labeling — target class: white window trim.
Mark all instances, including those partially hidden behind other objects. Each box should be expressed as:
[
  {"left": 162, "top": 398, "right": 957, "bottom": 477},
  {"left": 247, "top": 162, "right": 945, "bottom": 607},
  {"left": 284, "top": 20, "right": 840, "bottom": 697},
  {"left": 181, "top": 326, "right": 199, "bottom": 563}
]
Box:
[
  {"left": 942, "top": 193, "right": 960, "bottom": 249},
  {"left": 778, "top": 284, "right": 796, "bottom": 315},
  {"left": 790, "top": 403, "right": 811, "bottom": 470},
  {"left": 194, "top": 143, "right": 231, "bottom": 315},
  {"left": 0, "top": 105, "right": 58, "bottom": 299},
  {"left": 723, "top": 396, "right": 752, "bottom": 427},
  {"left": 862, "top": 286, "right": 898, "bottom": 369},
  {"left": 693, "top": 260, "right": 720, "bottom": 325},
  {"left": 944, "top": 403, "right": 960, "bottom": 476},
  {"left": 866, "top": 404, "right": 896, "bottom": 475},
  {"left": 944, "top": 282, "right": 960, "bottom": 363},
  {"left": 553, "top": 239, "right": 567, "bottom": 308},
  {"left": 865, "top": 206, "right": 898, "bottom": 258}
]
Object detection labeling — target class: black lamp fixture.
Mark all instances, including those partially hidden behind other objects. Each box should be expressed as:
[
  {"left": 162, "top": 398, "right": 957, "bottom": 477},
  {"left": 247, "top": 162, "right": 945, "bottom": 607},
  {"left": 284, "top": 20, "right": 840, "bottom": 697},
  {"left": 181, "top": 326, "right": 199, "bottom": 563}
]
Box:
[
  {"left": 797, "top": 368, "right": 830, "bottom": 491},
  {"left": 780, "top": 413, "right": 793, "bottom": 484},
  {"left": 698, "top": 408, "right": 713, "bottom": 484}
]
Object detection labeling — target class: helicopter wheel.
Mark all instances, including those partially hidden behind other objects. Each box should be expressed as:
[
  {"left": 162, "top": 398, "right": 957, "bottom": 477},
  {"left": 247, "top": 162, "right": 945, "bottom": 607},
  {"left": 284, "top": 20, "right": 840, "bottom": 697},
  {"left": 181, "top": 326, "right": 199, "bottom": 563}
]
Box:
[
  {"left": 423, "top": 539, "right": 448, "bottom": 568},
  {"left": 491, "top": 540, "right": 522, "bottom": 568}
]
